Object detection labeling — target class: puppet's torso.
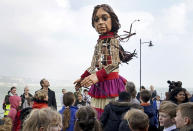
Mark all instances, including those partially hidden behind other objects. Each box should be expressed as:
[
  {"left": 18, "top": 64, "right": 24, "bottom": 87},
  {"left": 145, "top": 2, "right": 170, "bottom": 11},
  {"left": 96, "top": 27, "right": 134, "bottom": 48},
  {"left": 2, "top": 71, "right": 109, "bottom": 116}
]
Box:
[{"left": 87, "top": 37, "right": 120, "bottom": 74}]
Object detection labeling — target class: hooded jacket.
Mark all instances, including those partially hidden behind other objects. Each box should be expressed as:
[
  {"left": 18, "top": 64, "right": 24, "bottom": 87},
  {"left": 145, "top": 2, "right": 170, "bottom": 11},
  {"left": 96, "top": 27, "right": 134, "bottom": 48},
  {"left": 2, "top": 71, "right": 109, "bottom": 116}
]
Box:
[
  {"left": 100, "top": 101, "right": 131, "bottom": 131},
  {"left": 119, "top": 119, "right": 131, "bottom": 131},
  {"left": 141, "top": 103, "right": 158, "bottom": 131},
  {"left": 7, "top": 96, "right": 21, "bottom": 122}
]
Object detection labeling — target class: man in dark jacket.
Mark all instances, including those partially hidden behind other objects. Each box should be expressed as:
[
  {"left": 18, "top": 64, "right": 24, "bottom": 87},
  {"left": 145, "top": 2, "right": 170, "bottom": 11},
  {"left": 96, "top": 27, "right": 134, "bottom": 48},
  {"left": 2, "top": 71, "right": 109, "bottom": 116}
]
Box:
[
  {"left": 40, "top": 78, "right": 57, "bottom": 110},
  {"left": 100, "top": 91, "right": 131, "bottom": 131}
]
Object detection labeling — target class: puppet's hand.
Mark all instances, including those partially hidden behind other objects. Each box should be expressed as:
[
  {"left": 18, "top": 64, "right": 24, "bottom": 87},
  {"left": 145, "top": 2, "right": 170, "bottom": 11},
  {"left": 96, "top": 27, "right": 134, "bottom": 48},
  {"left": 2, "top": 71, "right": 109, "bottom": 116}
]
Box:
[
  {"left": 74, "top": 78, "right": 82, "bottom": 89},
  {"left": 81, "top": 74, "right": 98, "bottom": 87}
]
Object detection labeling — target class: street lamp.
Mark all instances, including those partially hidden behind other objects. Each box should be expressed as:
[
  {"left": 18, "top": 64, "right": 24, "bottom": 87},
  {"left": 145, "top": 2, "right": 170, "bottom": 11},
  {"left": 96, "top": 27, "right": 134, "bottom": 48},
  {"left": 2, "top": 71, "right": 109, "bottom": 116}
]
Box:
[{"left": 139, "top": 39, "right": 153, "bottom": 90}]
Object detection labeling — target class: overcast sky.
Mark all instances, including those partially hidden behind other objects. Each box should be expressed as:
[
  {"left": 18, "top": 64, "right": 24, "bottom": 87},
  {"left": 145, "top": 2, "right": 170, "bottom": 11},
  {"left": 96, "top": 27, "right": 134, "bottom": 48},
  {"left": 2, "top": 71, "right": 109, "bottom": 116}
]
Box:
[{"left": 0, "top": 0, "right": 193, "bottom": 89}]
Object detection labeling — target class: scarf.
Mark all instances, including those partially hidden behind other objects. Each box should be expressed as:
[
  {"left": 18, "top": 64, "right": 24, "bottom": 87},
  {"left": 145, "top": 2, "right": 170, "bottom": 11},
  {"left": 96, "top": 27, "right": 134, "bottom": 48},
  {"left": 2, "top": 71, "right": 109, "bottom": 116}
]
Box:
[{"left": 99, "top": 32, "right": 114, "bottom": 40}]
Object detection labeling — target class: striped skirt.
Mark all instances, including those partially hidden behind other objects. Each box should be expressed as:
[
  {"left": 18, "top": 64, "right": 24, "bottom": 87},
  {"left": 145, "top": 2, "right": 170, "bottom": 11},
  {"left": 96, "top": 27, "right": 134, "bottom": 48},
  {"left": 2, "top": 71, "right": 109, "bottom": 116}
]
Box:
[{"left": 88, "top": 75, "right": 126, "bottom": 118}]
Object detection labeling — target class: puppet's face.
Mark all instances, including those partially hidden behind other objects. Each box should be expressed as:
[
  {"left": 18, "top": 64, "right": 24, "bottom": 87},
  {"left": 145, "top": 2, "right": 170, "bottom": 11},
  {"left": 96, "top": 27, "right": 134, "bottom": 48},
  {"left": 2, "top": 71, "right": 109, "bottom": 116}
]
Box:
[{"left": 94, "top": 8, "right": 112, "bottom": 34}]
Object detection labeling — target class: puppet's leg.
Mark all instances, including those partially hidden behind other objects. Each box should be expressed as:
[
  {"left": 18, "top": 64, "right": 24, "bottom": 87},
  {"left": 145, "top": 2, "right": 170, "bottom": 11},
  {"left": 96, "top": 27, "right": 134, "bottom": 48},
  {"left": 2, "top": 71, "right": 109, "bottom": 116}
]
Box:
[{"left": 91, "top": 97, "right": 117, "bottom": 119}]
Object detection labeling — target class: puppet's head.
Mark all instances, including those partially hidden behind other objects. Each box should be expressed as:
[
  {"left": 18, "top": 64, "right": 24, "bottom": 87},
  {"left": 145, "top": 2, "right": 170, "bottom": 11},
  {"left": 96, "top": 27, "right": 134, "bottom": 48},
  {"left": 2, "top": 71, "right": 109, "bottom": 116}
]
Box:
[{"left": 92, "top": 4, "right": 120, "bottom": 34}]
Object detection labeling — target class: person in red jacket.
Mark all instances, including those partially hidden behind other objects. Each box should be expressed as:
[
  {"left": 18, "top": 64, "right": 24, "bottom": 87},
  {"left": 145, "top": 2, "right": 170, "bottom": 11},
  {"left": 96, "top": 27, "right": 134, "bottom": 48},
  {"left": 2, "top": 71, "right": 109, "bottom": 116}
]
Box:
[{"left": 32, "top": 89, "right": 48, "bottom": 109}]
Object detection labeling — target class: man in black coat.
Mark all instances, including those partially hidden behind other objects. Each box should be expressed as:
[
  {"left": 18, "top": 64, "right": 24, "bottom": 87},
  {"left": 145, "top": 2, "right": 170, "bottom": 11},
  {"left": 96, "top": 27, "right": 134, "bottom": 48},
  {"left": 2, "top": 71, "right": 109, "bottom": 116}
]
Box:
[
  {"left": 40, "top": 78, "right": 57, "bottom": 110},
  {"left": 100, "top": 91, "right": 131, "bottom": 131}
]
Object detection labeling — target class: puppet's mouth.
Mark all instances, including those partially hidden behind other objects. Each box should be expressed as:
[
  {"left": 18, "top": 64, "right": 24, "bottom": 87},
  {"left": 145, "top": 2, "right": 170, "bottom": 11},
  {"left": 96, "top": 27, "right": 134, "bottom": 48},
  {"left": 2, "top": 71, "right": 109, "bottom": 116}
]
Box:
[
  {"left": 99, "top": 27, "right": 106, "bottom": 31},
  {"left": 97, "top": 27, "right": 107, "bottom": 33}
]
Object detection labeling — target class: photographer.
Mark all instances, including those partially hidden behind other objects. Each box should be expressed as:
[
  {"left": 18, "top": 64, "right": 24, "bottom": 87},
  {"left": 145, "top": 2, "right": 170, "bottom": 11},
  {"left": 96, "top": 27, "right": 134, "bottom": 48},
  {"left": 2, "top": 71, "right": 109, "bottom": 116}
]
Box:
[{"left": 167, "top": 80, "right": 182, "bottom": 92}]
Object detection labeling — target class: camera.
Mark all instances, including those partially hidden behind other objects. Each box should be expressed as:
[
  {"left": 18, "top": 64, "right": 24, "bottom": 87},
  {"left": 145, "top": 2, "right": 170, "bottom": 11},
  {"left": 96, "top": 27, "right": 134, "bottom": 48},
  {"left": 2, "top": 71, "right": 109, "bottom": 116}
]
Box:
[{"left": 167, "top": 80, "right": 182, "bottom": 92}]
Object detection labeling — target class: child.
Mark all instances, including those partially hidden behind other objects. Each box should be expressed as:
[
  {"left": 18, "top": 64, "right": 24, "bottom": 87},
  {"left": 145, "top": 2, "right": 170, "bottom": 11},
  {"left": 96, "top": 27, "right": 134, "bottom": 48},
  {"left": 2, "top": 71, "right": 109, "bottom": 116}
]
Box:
[
  {"left": 159, "top": 101, "right": 177, "bottom": 131},
  {"left": 59, "top": 92, "right": 78, "bottom": 131},
  {"left": 74, "top": 93, "right": 86, "bottom": 108},
  {"left": 13, "top": 91, "right": 46, "bottom": 131},
  {"left": 83, "top": 89, "right": 91, "bottom": 106},
  {"left": 126, "top": 81, "right": 140, "bottom": 104},
  {"left": 153, "top": 95, "right": 162, "bottom": 124},
  {"left": 23, "top": 107, "right": 62, "bottom": 131},
  {"left": 175, "top": 102, "right": 193, "bottom": 131},
  {"left": 32, "top": 90, "right": 48, "bottom": 109},
  {"left": 74, "top": 87, "right": 82, "bottom": 101},
  {"left": 100, "top": 91, "right": 131, "bottom": 131},
  {"left": 61, "top": 88, "right": 67, "bottom": 106},
  {"left": 0, "top": 117, "right": 12, "bottom": 131},
  {"left": 119, "top": 103, "right": 144, "bottom": 131},
  {"left": 74, "top": 4, "right": 135, "bottom": 118},
  {"left": 124, "top": 109, "right": 149, "bottom": 131},
  {"left": 74, "top": 106, "right": 102, "bottom": 131},
  {"left": 140, "top": 89, "right": 158, "bottom": 131}
]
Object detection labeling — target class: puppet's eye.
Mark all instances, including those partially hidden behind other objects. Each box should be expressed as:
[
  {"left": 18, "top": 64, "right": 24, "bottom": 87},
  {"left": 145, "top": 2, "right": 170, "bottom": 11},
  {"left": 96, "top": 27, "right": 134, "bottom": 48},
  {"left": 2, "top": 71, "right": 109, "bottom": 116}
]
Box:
[
  {"left": 94, "top": 16, "right": 99, "bottom": 22},
  {"left": 101, "top": 15, "right": 109, "bottom": 21}
]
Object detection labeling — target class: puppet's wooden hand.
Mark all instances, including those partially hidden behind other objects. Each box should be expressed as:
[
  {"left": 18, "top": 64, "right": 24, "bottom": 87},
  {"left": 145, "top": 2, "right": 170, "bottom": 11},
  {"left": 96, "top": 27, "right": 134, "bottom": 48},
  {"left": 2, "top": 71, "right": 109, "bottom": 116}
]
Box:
[
  {"left": 74, "top": 78, "right": 82, "bottom": 89},
  {"left": 81, "top": 74, "right": 98, "bottom": 87}
]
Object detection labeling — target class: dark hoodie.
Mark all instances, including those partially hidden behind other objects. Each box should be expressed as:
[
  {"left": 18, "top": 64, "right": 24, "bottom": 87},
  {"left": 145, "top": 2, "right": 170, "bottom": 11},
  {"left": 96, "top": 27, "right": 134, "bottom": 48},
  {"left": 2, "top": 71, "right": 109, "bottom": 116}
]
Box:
[
  {"left": 100, "top": 101, "right": 131, "bottom": 131},
  {"left": 141, "top": 103, "right": 158, "bottom": 131},
  {"left": 119, "top": 119, "right": 131, "bottom": 131}
]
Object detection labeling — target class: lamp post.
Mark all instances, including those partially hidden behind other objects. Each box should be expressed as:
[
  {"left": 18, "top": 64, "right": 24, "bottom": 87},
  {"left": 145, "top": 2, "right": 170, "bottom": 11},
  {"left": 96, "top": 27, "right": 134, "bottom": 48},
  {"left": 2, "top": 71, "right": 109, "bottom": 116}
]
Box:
[{"left": 140, "top": 39, "right": 153, "bottom": 90}]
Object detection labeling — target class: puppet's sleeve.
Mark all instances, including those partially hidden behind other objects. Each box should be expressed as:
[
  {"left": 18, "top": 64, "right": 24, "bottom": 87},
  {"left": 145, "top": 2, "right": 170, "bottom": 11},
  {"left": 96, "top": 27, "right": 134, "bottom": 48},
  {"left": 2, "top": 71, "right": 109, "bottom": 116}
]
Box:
[
  {"left": 96, "top": 38, "right": 120, "bottom": 82},
  {"left": 81, "top": 45, "right": 97, "bottom": 79}
]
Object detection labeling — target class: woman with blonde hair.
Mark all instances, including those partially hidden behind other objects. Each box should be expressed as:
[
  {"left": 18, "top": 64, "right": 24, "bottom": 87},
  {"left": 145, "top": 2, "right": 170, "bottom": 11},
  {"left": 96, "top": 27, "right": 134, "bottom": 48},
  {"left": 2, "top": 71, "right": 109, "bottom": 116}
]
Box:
[
  {"left": 22, "top": 107, "right": 62, "bottom": 131},
  {"left": 33, "top": 90, "right": 48, "bottom": 109}
]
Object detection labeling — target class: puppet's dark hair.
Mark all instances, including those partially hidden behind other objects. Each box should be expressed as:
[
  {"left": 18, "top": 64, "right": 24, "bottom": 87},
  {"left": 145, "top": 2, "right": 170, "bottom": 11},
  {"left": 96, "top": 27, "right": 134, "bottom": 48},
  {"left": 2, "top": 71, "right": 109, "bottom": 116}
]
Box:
[
  {"left": 119, "top": 45, "right": 137, "bottom": 64},
  {"left": 92, "top": 4, "right": 120, "bottom": 34},
  {"left": 92, "top": 4, "right": 137, "bottom": 64}
]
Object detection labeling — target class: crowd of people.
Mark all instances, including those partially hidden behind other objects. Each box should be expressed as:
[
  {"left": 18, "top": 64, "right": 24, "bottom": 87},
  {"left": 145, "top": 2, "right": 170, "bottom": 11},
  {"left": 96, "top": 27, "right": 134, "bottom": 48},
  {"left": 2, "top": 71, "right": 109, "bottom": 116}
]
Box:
[
  {"left": 1, "top": 3, "right": 193, "bottom": 131},
  {"left": 0, "top": 78, "right": 193, "bottom": 131}
]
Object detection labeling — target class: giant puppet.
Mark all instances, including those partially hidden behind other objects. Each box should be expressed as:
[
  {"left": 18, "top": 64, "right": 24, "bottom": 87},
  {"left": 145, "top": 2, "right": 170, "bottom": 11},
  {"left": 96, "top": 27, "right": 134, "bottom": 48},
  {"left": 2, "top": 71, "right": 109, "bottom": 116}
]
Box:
[{"left": 74, "top": 4, "right": 136, "bottom": 118}]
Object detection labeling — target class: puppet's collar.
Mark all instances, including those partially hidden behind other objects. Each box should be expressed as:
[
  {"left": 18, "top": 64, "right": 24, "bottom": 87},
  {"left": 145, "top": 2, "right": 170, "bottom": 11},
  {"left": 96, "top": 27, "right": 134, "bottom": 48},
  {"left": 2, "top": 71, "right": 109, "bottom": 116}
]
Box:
[{"left": 99, "top": 32, "right": 114, "bottom": 39}]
